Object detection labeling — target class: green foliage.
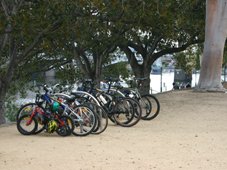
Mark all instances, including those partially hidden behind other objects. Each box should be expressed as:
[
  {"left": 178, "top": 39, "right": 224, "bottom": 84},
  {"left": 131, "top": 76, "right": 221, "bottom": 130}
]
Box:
[
  {"left": 4, "top": 82, "right": 35, "bottom": 122},
  {"left": 174, "top": 45, "right": 202, "bottom": 74},
  {"left": 103, "top": 61, "right": 131, "bottom": 78},
  {"left": 223, "top": 43, "right": 227, "bottom": 67},
  {"left": 56, "top": 65, "right": 83, "bottom": 84},
  {"left": 0, "top": 0, "right": 206, "bottom": 96},
  {"left": 4, "top": 96, "right": 19, "bottom": 122},
  {"left": 195, "top": 45, "right": 203, "bottom": 70},
  {"left": 111, "top": 0, "right": 205, "bottom": 46}
]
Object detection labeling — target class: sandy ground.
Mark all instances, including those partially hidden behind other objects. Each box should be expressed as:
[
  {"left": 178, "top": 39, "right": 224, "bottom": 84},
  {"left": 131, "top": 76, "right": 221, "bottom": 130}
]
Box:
[{"left": 1, "top": 90, "right": 227, "bottom": 170}]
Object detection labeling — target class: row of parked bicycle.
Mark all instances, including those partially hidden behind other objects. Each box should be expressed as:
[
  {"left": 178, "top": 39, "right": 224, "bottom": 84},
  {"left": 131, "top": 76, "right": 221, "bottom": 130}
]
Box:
[{"left": 16, "top": 77, "right": 160, "bottom": 137}]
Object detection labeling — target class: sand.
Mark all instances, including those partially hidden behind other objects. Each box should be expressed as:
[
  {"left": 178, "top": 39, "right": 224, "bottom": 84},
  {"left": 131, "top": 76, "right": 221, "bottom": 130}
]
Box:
[{"left": 0, "top": 90, "right": 227, "bottom": 170}]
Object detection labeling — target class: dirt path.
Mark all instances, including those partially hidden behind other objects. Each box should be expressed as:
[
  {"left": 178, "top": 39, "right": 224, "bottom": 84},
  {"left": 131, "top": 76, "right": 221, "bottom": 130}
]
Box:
[{"left": 1, "top": 90, "right": 227, "bottom": 170}]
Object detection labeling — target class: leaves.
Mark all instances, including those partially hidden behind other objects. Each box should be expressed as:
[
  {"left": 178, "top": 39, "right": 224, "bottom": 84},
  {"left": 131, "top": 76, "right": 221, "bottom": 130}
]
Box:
[
  {"left": 174, "top": 45, "right": 202, "bottom": 74},
  {"left": 0, "top": 0, "right": 206, "bottom": 90}
]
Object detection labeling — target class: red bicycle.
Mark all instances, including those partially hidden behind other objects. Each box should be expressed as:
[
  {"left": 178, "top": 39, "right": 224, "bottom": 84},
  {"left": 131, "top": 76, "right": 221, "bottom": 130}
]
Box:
[{"left": 17, "top": 87, "right": 74, "bottom": 136}]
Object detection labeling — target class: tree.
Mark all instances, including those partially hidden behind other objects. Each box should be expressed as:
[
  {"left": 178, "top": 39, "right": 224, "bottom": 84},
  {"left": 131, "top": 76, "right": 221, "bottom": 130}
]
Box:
[
  {"left": 0, "top": 0, "right": 66, "bottom": 124},
  {"left": 62, "top": 1, "right": 119, "bottom": 83},
  {"left": 174, "top": 45, "right": 202, "bottom": 76},
  {"left": 66, "top": 0, "right": 205, "bottom": 94},
  {"left": 198, "top": 0, "right": 227, "bottom": 91},
  {"left": 103, "top": 61, "right": 130, "bottom": 78},
  {"left": 114, "top": 0, "right": 205, "bottom": 94}
]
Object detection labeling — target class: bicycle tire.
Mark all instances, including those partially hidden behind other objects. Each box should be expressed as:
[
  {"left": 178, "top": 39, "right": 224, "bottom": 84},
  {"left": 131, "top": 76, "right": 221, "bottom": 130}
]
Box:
[
  {"left": 84, "top": 102, "right": 108, "bottom": 135},
  {"left": 124, "top": 97, "right": 142, "bottom": 127},
  {"left": 17, "top": 103, "right": 46, "bottom": 134},
  {"left": 16, "top": 103, "right": 37, "bottom": 120},
  {"left": 70, "top": 105, "right": 97, "bottom": 136},
  {"left": 56, "top": 115, "right": 75, "bottom": 136},
  {"left": 112, "top": 97, "right": 136, "bottom": 127},
  {"left": 69, "top": 96, "right": 108, "bottom": 134},
  {"left": 141, "top": 94, "right": 160, "bottom": 120},
  {"left": 139, "top": 96, "right": 152, "bottom": 119},
  {"left": 17, "top": 114, "right": 38, "bottom": 135}
]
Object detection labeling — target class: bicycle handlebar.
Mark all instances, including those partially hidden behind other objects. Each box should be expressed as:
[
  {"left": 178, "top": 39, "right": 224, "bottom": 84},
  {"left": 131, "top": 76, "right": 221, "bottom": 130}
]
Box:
[{"left": 43, "top": 84, "right": 49, "bottom": 92}]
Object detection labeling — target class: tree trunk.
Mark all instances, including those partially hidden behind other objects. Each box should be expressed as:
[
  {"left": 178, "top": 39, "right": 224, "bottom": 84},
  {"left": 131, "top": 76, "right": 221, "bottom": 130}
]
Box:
[
  {"left": 0, "top": 101, "right": 5, "bottom": 124},
  {"left": 120, "top": 46, "right": 152, "bottom": 94},
  {"left": 133, "top": 65, "right": 152, "bottom": 95},
  {"left": 94, "top": 54, "right": 102, "bottom": 82},
  {"left": 198, "top": 0, "right": 227, "bottom": 91},
  {"left": 0, "top": 80, "right": 6, "bottom": 124},
  {"left": 0, "top": 39, "right": 17, "bottom": 125}
]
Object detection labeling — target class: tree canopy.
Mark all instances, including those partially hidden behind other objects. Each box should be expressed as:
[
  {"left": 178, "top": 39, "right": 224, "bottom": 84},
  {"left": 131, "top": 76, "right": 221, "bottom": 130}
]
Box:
[{"left": 0, "top": 0, "right": 206, "bottom": 124}]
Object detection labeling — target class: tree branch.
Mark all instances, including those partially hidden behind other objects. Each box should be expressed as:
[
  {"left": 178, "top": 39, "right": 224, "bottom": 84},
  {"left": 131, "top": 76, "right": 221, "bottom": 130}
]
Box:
[
  {"left": 20, "top": 20, "right": 62, "bottom": 60},
  {"left": 147, "top": 35, "right": 162, "bottom": 56},
  {"left": 1, "top": 0, "right": 10, "bottom": 19},
  {"left": 5, "top": 38, "right": 17, "bottom": 84},
  {"left": 127, "top": 41, "right": 146, "bottom": 57},
  {"left": 22, "top": 59, "right": 72, "bottom": 78},
  {"left": 151, "top": 39, "right": 203, "bottom": 65},
  {"left": 73, "top": 47, "right": 92, "bottom": 77},
  {"left": 119, "top": 45, "right": 140, "bottom": 68}
]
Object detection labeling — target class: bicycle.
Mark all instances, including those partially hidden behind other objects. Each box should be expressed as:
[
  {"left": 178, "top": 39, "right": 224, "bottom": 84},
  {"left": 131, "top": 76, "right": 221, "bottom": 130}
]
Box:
[
  {"left": 51, "top": 91, "right": 108, "bottom": 135},
  {"left": 17, "top": 93, "right": 74, "bottom": 136},
  {"left": 74, "top": 79, "right": 141, "bottom": 127},
  {"left": 17, "top": 85, "right": 97, "bottom": 136},
  {"left": 105, "top": 77, "right": 160, "bottom": 120}
]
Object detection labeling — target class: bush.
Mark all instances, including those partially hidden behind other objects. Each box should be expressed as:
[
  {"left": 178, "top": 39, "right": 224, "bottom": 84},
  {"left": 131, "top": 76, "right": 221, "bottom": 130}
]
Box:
[{"left": 4, "top": 97, "right": 19, "bottom": 122}]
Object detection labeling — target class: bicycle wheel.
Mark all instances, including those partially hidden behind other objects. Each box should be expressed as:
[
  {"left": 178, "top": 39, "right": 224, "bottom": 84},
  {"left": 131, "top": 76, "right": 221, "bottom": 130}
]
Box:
[
  {"left": 69, "top": 96, "right": 108, "bottom": 134},
  {"left": 141, "top": 94, "right": 160, "bottom": 120},
  {"left": 16, "top": 103, "right": 46, "bottom": 134},
  {"left": 138, "top": 96, "right": 152, "bottom": 119},
  {"left": 124, "top": 97, "right": 142, "bottom": 127},
  {"left": 112, "top": 97, "right": 136, "bottom": 127},
  {"left": 56, "top": 115, "right": 75, "bottom": 136},
  {"left": 85, "top": 102, "right": 108, "bottom": 134},
  {"left": 17, "top": 114, "right": 38, "bottom": 135},
  {"left": 16, "top": 103, "right": 37, "bottom": 120},
  {"left": 70, "top": 105, "right": 97, "bottom": 136},
  {"left": 107, "top": 90, "right": 139, "bottom": 126}
]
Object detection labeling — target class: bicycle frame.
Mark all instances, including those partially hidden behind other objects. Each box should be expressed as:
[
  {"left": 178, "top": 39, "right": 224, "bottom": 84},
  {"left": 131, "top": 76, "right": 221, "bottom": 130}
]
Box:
[
  {"left": 25, "top": 104, "right": 66, "bottom": 129},
  {"left": 51, "top": 93, "right": 93, "bottom": 122}
]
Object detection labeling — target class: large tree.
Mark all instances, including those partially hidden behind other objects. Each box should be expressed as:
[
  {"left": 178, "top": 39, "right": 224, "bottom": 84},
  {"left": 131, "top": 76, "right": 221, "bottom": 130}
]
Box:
[
  {"left": 112, "top": 0, "right": 205, "bottom": 94},
  {"left": 198, "top": 0, "right": 227, "bottom": 91},
  {"left": 68, "top": 1, "right": 205, "bottom": 94},
  {"left": 0, "top": 0, "right": 69, "bottom": 124},
  {"left": 60, "top": 1, "right": 121, "bottom": 83}
]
